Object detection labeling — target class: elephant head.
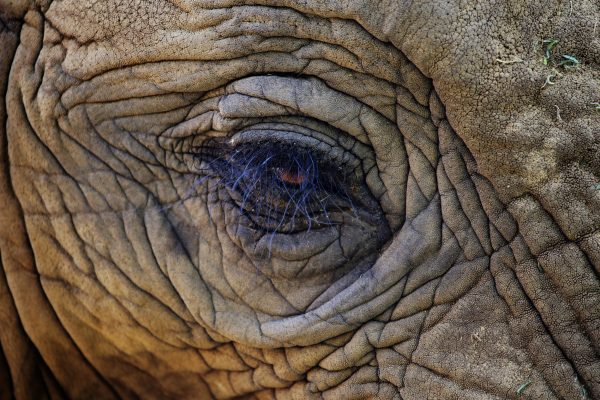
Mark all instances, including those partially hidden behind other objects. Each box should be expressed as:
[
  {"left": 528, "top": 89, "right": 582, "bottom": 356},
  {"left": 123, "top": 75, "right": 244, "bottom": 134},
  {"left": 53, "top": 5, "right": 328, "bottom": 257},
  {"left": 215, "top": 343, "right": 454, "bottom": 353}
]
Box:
[{"left": 0, "top": 0, "right": 599, "bottom": 399}]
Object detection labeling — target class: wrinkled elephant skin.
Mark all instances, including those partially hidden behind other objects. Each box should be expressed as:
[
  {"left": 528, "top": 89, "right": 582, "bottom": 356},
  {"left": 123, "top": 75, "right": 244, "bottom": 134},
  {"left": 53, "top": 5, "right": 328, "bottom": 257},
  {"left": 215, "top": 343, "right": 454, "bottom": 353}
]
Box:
[{"left": 0, "top": 1, "right": 599, "bottom": 399}]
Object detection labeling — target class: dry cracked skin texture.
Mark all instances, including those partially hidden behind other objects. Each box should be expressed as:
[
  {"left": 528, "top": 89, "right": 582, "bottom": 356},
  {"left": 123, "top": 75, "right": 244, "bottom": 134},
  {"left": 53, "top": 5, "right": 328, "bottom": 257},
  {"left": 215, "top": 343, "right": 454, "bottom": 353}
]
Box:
[{"left": 0, "top": 0, "right": 599, "bottom": 399}]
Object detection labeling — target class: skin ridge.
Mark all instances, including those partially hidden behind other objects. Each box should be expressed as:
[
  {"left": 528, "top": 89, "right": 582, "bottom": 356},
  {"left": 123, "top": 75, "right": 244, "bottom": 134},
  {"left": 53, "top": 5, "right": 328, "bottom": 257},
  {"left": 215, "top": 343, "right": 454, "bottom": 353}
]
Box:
[
  {"left": 0, "top": 13, "right": 44, "bottom": 400},
  {"left": 0, "top": 11, "right": 122, "bottom": 400}
]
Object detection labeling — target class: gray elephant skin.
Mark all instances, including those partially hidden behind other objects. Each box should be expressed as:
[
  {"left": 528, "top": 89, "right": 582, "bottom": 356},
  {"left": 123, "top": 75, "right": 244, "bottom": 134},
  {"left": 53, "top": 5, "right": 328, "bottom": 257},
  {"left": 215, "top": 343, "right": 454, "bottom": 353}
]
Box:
[{"left": 0, "top": 0, "right": 599, "bottom": 399}]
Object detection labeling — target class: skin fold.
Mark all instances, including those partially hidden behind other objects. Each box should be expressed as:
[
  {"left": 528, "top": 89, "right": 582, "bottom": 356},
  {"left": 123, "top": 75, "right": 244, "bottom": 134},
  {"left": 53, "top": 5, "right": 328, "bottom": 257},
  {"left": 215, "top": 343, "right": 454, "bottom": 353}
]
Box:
[{"left": 0, "top": 0, "right": 599, "bottom": 399}]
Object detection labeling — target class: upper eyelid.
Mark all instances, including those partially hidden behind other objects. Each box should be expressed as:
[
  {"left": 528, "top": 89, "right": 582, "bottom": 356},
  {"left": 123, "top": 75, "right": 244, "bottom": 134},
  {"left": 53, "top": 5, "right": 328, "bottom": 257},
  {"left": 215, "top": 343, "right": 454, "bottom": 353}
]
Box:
[
  {"left": 227, "top": 128, "right": 367, "bottom": 171},
  {"left": 198, "top": 130, "right": 363, "bottom": 175},
  {"left": 222, "top": 76, "right": 387, "bottom": 143},
  {"left": 161, "top": 75, "right": 394, "bottom": 144}
]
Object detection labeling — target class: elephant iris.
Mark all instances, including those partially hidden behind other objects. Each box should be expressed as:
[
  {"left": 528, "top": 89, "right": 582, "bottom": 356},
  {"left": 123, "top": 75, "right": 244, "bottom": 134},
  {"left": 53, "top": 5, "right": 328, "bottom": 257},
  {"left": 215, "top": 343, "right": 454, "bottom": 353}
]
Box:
[{"left": 276, "top": 167, "right": 308, "bottom": 186}]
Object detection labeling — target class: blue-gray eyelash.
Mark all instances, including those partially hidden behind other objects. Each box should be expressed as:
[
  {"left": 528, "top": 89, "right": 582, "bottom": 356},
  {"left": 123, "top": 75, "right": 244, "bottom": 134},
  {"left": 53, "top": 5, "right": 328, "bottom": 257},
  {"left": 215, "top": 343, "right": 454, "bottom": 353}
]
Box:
[{"left": 193, "top": 138, "right": 361, "bottom": 234}]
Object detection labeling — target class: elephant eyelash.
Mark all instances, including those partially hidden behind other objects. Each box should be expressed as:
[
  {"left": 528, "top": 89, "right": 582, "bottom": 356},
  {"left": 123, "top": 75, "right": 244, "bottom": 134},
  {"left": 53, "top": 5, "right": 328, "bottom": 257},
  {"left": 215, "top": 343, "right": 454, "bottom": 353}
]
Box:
[{"left": 191, "top": 138, "right": 362, "bottom": 234}]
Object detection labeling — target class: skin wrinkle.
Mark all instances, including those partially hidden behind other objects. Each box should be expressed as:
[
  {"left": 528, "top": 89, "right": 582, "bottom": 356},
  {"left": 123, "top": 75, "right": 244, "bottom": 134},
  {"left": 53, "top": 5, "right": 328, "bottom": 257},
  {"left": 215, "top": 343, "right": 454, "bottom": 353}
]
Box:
[
  {"left": 100, "top": 211, "right": 194, "bottom": 323},
  {"left": 438, "top": 162, "right": 489, "bottom": 254},
  {"left": 64, "top": 59, "right": 404, "bottom": 177},
  {"left": 73, "top": 246, "right": 194, "bottom": 351},
  {"left": 412, "top": 273, "right": 508, "bottom": 395},
  {"left": 3, "top": 38, "right": 126, "bottom": 396},
  {"left": 52, "top": 7, "right": 408, "bottom": 84},
  {"left": 519, "top": 248, "right": 600, "bottom": 380},
  {"left": 495, "top": 249, "right": 585, "bottom": 399},
  {"left": 0, "top": 0, "right": 598, "bottom": 399}
]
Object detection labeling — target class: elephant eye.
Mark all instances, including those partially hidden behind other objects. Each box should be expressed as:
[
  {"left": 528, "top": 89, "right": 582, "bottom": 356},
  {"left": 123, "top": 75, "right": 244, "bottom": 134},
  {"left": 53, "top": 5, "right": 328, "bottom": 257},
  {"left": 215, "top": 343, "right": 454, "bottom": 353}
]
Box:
[{"left": 193, "top": 131, "right": 374, "bottom": 234}]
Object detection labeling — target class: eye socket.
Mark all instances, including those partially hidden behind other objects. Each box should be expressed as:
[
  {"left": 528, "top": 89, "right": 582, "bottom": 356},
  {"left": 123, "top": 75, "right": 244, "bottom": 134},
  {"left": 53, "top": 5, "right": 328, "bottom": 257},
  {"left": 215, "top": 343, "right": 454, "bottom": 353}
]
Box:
[{"left": 193, "top": 131, "right": 376, "bottom": 234}]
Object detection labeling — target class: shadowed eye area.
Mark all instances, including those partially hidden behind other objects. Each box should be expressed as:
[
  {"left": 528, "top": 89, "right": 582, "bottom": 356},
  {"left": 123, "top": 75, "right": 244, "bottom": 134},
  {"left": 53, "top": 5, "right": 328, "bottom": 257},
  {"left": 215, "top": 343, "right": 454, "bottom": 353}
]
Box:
[{"left": 195, "top": 137, "right": 371, "bottom": 234}]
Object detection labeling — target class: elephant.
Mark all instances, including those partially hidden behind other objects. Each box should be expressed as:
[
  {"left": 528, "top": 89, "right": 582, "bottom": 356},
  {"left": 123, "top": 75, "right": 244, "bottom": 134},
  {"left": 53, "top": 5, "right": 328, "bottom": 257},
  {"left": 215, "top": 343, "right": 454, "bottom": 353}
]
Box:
[{"left": 0, "top": 0, "right": 599, "bottom": 398}]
